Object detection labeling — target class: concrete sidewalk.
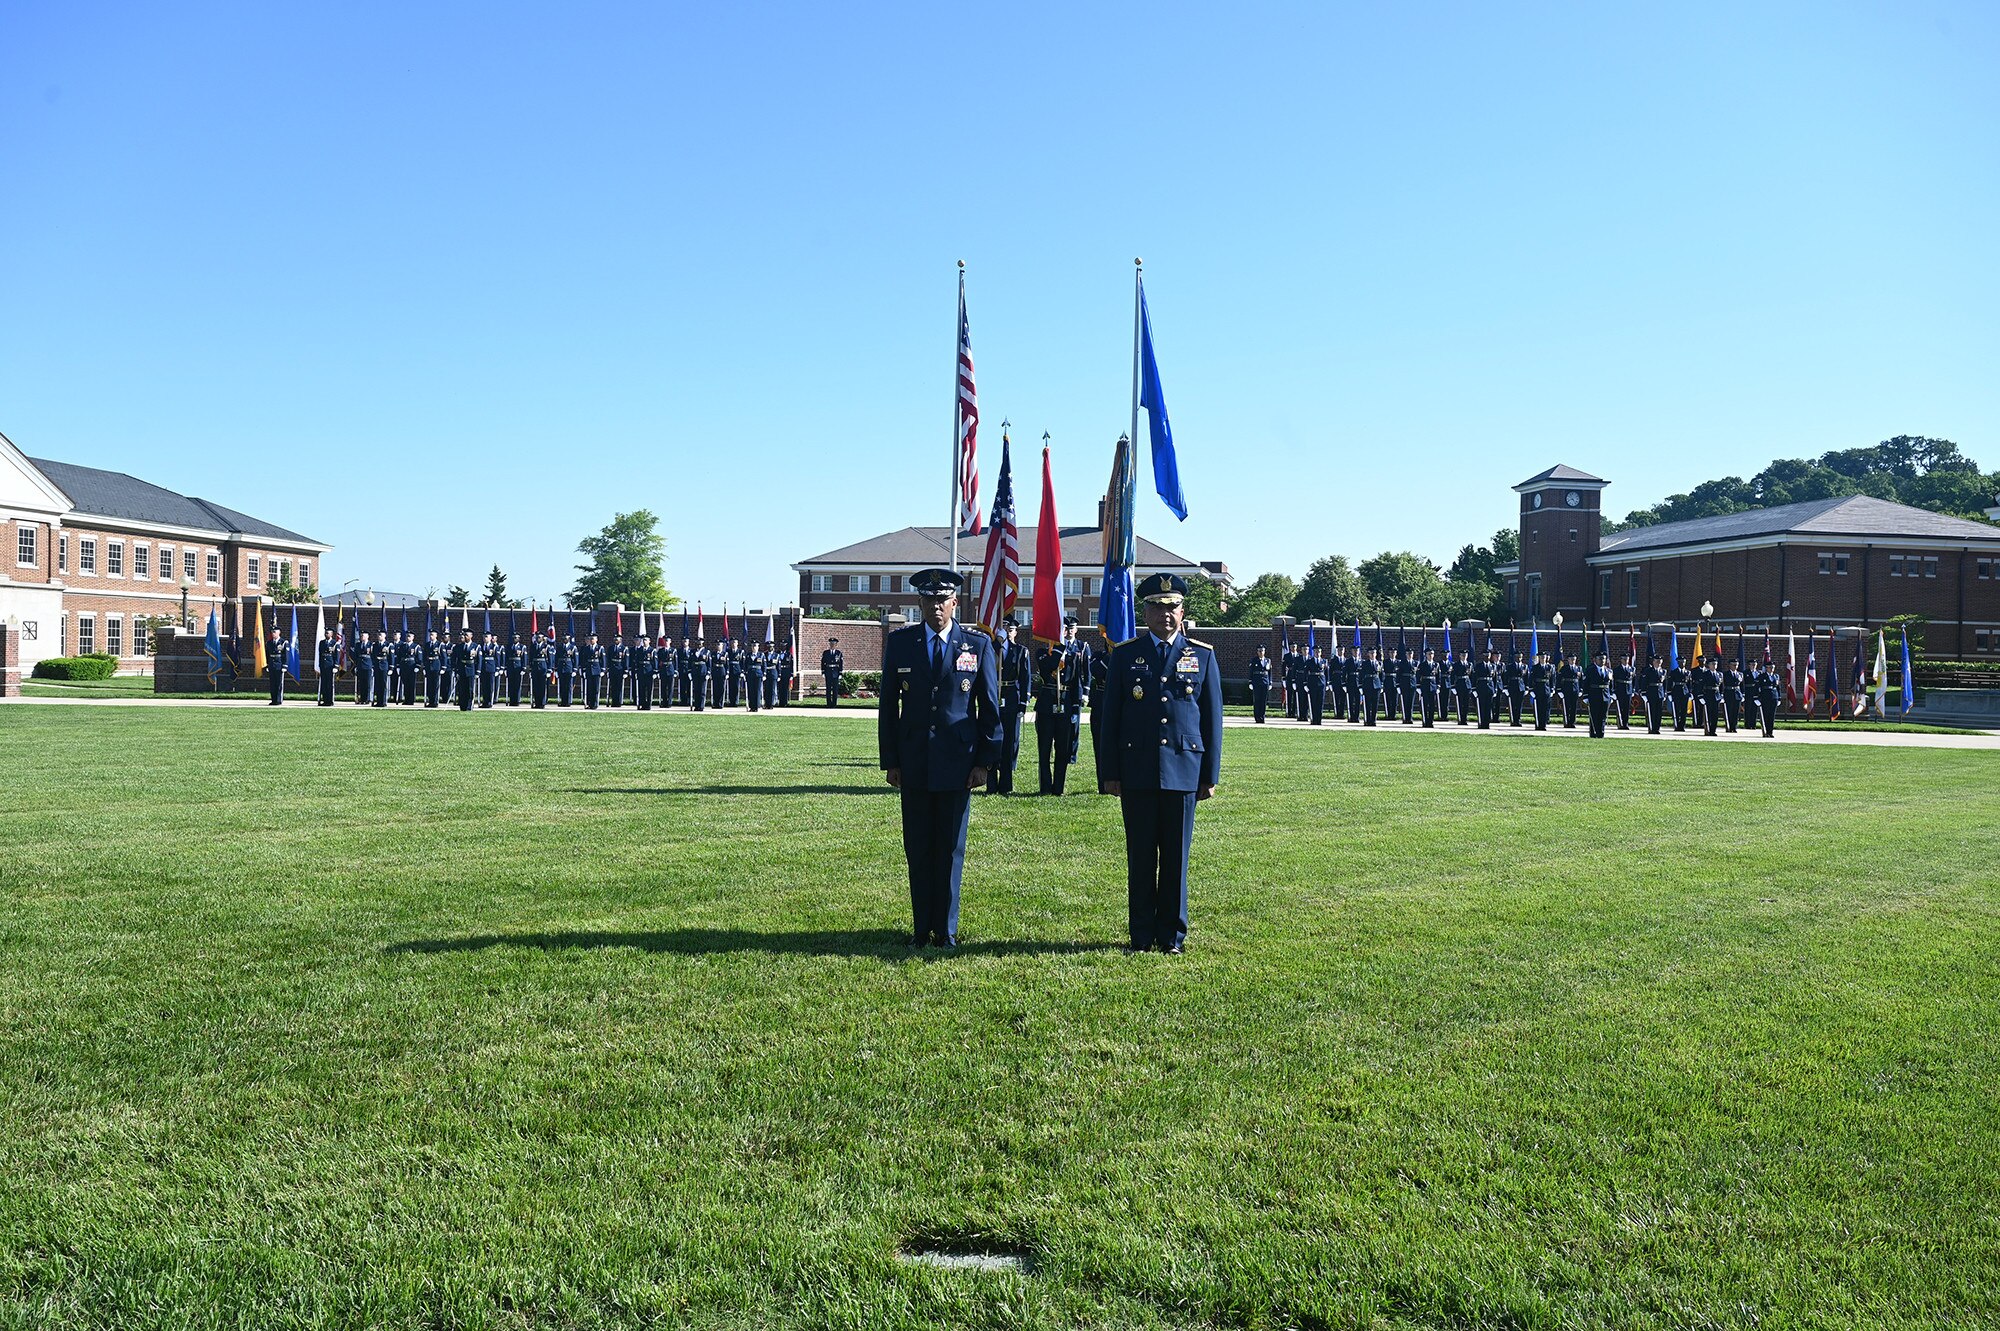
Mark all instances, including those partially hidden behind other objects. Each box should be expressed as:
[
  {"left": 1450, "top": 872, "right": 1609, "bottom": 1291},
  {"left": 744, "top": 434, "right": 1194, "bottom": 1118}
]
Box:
[{"left": 11, "top": 693, "right": 2000, "bottom": 750}]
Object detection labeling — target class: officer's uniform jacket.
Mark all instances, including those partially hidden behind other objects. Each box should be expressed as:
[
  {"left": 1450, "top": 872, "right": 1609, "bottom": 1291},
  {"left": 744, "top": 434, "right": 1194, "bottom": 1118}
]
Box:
[
  {"left": 878, "top": 620, "right": 1002, "bottom": 790},
  {"left": 1099, "top": 631, "right": 1223, "bottom": 793}
]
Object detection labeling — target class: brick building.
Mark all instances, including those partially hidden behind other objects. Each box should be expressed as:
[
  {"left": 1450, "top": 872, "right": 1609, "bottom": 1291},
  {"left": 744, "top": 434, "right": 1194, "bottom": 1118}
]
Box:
[
  {"left": 0, "top": 431, "right": 330, "bottom": 674},
  {"left": 1499, "top": 463, "right": 2000, "bottom": 656},
  {"left": 794, "top": 521, "right": 1214, "bottom": 625}
]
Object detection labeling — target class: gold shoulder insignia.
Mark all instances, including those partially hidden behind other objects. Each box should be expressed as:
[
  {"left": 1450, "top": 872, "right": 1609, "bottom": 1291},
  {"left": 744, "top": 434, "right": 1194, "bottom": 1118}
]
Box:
[{"left": 1187, "top": 638, "right": 1213, "bottom": 650}]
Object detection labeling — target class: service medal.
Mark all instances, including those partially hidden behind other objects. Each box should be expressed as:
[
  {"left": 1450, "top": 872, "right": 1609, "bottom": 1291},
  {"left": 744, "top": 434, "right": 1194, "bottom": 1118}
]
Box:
[
  {"left": 960, "top": 678, "right": 971, "bottom": 692},
  {"left": 1132, "top": 684, "right": 1145, "bottom": 700}
]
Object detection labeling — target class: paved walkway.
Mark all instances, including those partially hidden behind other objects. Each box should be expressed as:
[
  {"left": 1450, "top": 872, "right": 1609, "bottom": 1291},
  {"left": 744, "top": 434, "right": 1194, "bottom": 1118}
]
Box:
[{"left": 11, "top": 693, "right": 2000, "bottom": 750}]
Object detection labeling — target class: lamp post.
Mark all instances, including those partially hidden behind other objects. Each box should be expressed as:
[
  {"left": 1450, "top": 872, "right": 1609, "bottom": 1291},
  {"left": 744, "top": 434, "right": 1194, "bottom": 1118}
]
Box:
[{"left": 180, "top": 574, "right": 195, "bottom": 629}]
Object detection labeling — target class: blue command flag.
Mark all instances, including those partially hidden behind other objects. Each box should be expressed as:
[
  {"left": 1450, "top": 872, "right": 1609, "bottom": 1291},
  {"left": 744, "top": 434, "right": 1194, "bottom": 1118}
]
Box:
[
  {"left": 285, "top": 605, "right": 301, "bottom": 680},
  {"left": 1528, "top": 623, "right": 1540, "bottom": 658},
  {"left": 1900, "top": 627, "right": 1915, "bottom": 715},
  {"left": 1136, "top": 282, "right": 1187, "bottom": 521},
  {"left": 203, "top": 609, "right": 224, "bottom": 687}
]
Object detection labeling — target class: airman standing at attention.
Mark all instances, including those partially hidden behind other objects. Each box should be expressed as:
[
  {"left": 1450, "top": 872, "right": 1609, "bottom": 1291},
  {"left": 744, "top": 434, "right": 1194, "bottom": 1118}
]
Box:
[
  {"left": 879, "top": 568, "right": 1000, "bottom": 949},
  {"left": 315, "top": 628, "right": 340, "bottom": 706},
  {"left": 821, "top": 637, "right": 845, "bottom": 706},
  {"left": 1248, "top": 644, "right": 1273, "bottom": 723},
  {"left": 989, "top": 618, "right": 1032, "bottom": 794},
  {"left": 1099, "top": 574, "right": 1221, "bottom": 955},
  {"left": 452, "top": 630, "right": 478, "bottom": 711}
]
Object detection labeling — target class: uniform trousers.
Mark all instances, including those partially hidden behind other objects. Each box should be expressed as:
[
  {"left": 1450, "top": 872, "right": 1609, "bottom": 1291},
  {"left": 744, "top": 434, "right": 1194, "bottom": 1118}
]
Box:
[
  {"left": 354, "top": 666, "right": 373, "bottom": 705},
  {"left": 1419, "top": 686, "right": 1438, "bottom": 727},
  {"left": 457, "top": 670, "right": 476, "bottom": 711},
  {"left": 1035, "top": 702, "right": 1072, "bottom": 793},
  {"left": 825, "top": 673, "right": 842, "bottom": 706},
  {"left": 480, "top": 670, "right": 497, "bottom": 708},
  {"left": 636, "top": 671, "right": 654, "bottom": 709},
  {"left": 899, "top": 786, "right": 969, "bottom": 941},
  {"left": 1121, "top": 789, "right": 1195, "bottom": 950},
  {"left": 1723, "top": 693, "right": 1742, "bottom": 733},
  {"left": 1614, "top": 690, "right": 1632, "bottom": 729},
  {"left": 317, "top": 670, "right": 335, "bottom": 705},
  {"left": 1586, "top": 694, "right": 1608, "bottom": 738},
  {"left": 1644, "top": 694, "right": 1663, "bottom": 734},
  {"left": 1531, "top": 689, "right": 1551, "bottom": 730},
  {"left": 1250, "top": 681, "right": 1269, "bottom": 723},
  {"left": 585, "top": 672, "right": 602, "bottom": 709},
  {"left": 989, "top": 709, "right": 1023, "bottom": 793},
  {"left": 1507, "top": 689, "right": 1525, "bottom": 726},
  {"left": 1363, "top": 687, "right": 1381, "bottom": 726}
]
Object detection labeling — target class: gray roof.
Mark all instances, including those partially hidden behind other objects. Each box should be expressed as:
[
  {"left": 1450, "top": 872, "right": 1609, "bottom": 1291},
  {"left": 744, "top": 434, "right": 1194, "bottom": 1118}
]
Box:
[
  {"left": 798, "top": 525, "right": 1199, "bottom": 570},
  {"left": 324, "top": 590, "right": 424, "bottom": 607},
  {"left": 28, "top": 457, "right": 324, "bottom": 547},
  {"left": 1597, "top": 494, "right": 2000, "bottom": 557},
  {"left": 1516, "top": 463, "right": 1607, "bottom": 489}
]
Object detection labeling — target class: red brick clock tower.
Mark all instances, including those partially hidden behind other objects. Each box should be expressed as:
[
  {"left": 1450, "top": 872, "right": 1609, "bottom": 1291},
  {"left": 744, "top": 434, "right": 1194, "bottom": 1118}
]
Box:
[{"left": 1514, "top": 464, "right": 1607, "bottom": 624}]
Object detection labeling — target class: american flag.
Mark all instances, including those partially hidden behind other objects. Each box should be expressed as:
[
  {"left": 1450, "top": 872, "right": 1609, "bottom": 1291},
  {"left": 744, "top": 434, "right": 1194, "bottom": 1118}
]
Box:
[
  {"left": 976, "top": 432, "right": 1019, "bottom": 633},
  {"left": 956, "top": 270, "right": 981, "bottom": 535}
]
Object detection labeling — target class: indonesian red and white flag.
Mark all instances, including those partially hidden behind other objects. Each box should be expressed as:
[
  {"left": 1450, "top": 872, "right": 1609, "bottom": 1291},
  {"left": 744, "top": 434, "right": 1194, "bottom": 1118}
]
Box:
[
  {"left": 1784, "top": 630, "right": 1798, "bottom": 709},
  {"left": 1029, "top": 443, "right": 1063, "bottom": 645},
  {"left": 1802, "top": 630, "right": 1818, "bottom": 713},
  {"left": 975, "top": 432, "right": 1020, "bottom": 634},
  {"left": 955, "top": 271, "right": 981, "bottom": 535}
]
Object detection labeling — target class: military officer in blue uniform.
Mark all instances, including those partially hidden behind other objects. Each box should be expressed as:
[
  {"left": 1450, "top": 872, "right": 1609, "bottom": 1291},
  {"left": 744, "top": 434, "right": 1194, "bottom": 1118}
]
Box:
[
  {"left": 1528, "top": 652, "right": 1554, "bottom": 730},
  {"left": 505, "top": 634, "right": 527, "bottom": 706},
  {"left": 1721, "top": 658, "right": 1745, "bottom": 734},
  {"left": 479, "top": 631, "right": 500, "bottom": 707},
  {"left": 1449, "top": 647, "right": 1473, "bottom": 725},
  {"left": 373, "top": 632, "right": 395, "bottom": 706},
  {"left": 1301, "top": 648, "right": 1327, "bottom": 724},
  {"left": 1359, "top": 648, "right": 1384, "bottom": 726},
  {"left": 1471, "top": 648, "right": 1497, "bottom": 728},
  {"left": 1584, "top": 651, "right": 1612, "bottom": 738},
  {"left": 421, "top": 631, "right": 444, "bottom": 707},
  {"left": 553, "top": 633, "right": 575, "bottom": 707},
  {"left": 1417, "top": 647, "right": 1441, "bottom": 726},
  {"left": 352, "top": 631, "right": 375, "bottom": 705},
  {"left": 1502, "top": 651, "right": 1527, "bottom": 726},
  {"left": 879, "top": 567, "right": 1001, "bottom": 949},
  {"left": 821, "top": 638, "right": 844, "bottom": 706},
  {"left": 1666, "top": 653, "right": 1691, "bottom": 732},
  {"left": 1099, "top": 574, "right": 1222, "bottom": 955},
  {"left": 582, "top": 634, "right": 606, "bottom": 709},
  {"left": 1638, "top": 650, "right": 1666, "bottom": 733},
  {"left": 1248, "top": 645, "right": 1273, "bottom": 723},
  {"left": 607, "top": 636, "right": 628, "bottom": 707},
  {"left": 989, "top": 618, "right": 1031, "bottom": 794},
  {"left": 1612, "top": 652, "right": 1635, "bottom": 730},
  {"left": 689, "top": 638, "right": 710, "bottom": 711},
  {"left": 1754, "top": 659, "right": 1781, "bottom": 738},
  {"left": 315, "top": 629, "right": 340, "bottom": 706},
  {"left": 631, "top": 636, "right": 654, "bottom": 710},
  {"left": 1034, "top": 623, "right": 1086, "bottom": 794},
  {"left": 660, "top": 637, "right": 682, "bottom": 709},
  {"left": 1394, "top": 649, "right": 1418, "bottom": 725},
  {"left": 529, "top": 632, "right": 551, "bottom": 709},
  {"left": 1555, "top": 652, "right": 1581, "bottom": 727},
  {"left": 747, "top": 643, "right": 766, "bottom": 712},
  {"left": 452, "top": 630, "right": 478, "bottom": 711}
]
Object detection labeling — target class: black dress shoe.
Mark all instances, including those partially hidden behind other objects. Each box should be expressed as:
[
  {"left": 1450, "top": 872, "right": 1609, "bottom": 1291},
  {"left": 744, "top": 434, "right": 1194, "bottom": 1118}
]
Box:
[
  {"left": 934, "top": 933, "right": 957, "bottom": 949},
  {"left": 1125, "top": 940, "right": 1152, "bottom": 953},
  {"left": 911, "top": 932, "right": 928, "bottom": 947},
  {"left": 1164, "top": 942, "right": 1184, "bottom": 955}
]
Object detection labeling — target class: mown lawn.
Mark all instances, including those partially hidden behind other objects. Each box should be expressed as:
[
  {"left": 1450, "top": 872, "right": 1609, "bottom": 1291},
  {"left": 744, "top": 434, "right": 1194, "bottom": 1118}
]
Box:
[{"left": 1, "top": 706, "right": 1995, "bottom": 1329}]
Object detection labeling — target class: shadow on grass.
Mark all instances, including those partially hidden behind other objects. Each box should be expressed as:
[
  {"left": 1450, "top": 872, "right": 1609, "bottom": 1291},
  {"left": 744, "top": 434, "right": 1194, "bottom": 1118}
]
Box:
[
  {"left": 387, "top": 928, "right": 1119, "bottom": 959},
  {"left": 562, "top": 784, "right": 891, "bottom": 797}
]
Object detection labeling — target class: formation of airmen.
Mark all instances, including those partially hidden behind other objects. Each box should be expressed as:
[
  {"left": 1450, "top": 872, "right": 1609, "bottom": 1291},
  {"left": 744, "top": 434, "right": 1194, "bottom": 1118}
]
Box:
[
  {"left": 295, "top": 626, "right": 797, "bottom": 711},
  {"left": 1255, "top": 636, "right": 1790, "bottom": 739}
]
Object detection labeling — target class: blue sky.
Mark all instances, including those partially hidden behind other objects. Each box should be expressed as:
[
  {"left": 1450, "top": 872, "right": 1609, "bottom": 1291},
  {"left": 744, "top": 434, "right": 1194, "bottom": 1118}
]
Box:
[{"left": 4, "top": 2, "right": 1995, "bottom": 606}]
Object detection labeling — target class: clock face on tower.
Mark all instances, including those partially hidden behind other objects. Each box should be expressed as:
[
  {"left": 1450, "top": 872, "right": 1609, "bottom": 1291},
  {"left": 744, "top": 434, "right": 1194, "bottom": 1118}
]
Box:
[
  {"left": 1565, "top": 490, "right": 1581, "bottom": 507},
  {"left": 1532, "top": 492, "right": 1544, "bottom": 510}
]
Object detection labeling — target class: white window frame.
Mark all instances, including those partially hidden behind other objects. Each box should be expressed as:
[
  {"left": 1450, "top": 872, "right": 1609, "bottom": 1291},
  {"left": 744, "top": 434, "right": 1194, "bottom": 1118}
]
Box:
[
  {"left": 1598, "top": 570, "right": 1613, "bottom": 609},
  {"left": 58, "top": 534, "right": 67, "bottom": 573},
  {"left": 183, "top": 549, "right": 197, "bottom": 581},
  {"left": 847, "top": 574, "right": 868, "bottom": 593},
  {"left": 106, "top": 615, "right": 123, "bottom": 657},
  {"left": 134, "top": 543, "right": 150, "bottom": 578},
  {"left": 16, "top": 524, "right": 36, "bottom": 566},
  {"left": 810, "top": 574, "right": 832, "bottom": 593},
  {"left": 1835, "top": 552, "right": 1850, "bottom": 575},
  {"left": 1924, "top": 557, "right": 1938, "bottom": 578},
  {"left": 134, "top": 618, "right": 150, "bottom": 656},
  {"left": 1020, "top": 575, "right": 1034, "bottom": 596},
  {"left": 80, "top": 538, "right": 97, "bottom": 575},
  {"left": 107, "top": 541, "right": 124, "bottom": 577},
  {"left": 205, "top": 551, "right": 220, "bottom": 584},
  {"left": 1817, "top": 552, "right": 1833, "bottom": 575},
  {"left": 159, "top": 546, "right": 174, "bottom": 580},
  {"left": 1063, "top": 576, "right": 1082, "bottom": 597},
  {"left": 248, "top": 555, "right": 261, "bottom": 587},
  {"left": 77, "top": 614, "right": 95, "bottom": 654},
  {"left": 1626, "top": 568, "right": 1640, "bottom": 608},
  {"left": 299, "top": 560, "right": 310, "bottom": 586}
]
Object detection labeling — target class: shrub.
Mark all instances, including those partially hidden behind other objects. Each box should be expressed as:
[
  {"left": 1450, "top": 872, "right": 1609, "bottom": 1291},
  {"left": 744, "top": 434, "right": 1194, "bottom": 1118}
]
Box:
[{"left": 33, "top": 656, "right": 119, "bottom": 681}]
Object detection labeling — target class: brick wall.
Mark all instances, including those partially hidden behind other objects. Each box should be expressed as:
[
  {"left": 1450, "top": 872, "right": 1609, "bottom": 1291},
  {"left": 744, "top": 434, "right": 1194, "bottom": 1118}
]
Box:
[{"left": 0, "top": 622, "right": 17, "bottom": 698}]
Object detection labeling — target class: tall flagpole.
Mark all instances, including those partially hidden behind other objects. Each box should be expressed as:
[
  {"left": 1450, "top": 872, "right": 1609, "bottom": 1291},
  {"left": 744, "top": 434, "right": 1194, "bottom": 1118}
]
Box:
[
  {"left": 1129, "top": 257, "right": 1144, "bottom": 469},
  {"left": 951, "top": 259, "right": 965, "bottom": 575},
  {"left": 1128, "top": 258, "right": 1144, "bottom": 603}
]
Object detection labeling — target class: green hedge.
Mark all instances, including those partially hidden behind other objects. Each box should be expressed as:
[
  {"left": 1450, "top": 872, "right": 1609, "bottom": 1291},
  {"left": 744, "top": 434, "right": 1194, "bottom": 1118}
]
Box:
[{"left": 33, "top": 655, "right": 119, "bottom": 681}]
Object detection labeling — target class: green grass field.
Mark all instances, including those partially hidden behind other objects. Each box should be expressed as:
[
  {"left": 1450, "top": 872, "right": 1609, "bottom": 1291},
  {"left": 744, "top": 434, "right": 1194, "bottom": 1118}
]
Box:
[{"left": 2, "top": 706, "right": 1996, "bottom": 1329}]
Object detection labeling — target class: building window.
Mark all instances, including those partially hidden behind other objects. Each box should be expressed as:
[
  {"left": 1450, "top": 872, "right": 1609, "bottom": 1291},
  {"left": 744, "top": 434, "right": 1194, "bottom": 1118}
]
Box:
[
  {"left": 1063, "top": 576, "right": 1082, "bottom": 597},
  {"left": 80, "top": 539, "right": 97, "bottom": 574},
  {"left": 1568, "top": 529, "right": 1578, "bottom": 543},
  {"left": 16, "top": 525, "right": 35, "bottom": 566},
  {"left": 107, "top": 541, "right": 124, "bottom": 576},
  {"left": 1506, "top": 580, "right": 1519, "bottom": 614},
  {"left": 1977, "top": 629, "right": 1996, "bottom": 654},
  {"left": 77, "top": 615, "right": 95, "bottom": 654},
  {"left": 184, "top": 549, "right": 197, "bottom": 581},
  {"left": 847, "top": 574, "right": 868, "bottom": 593},
  {"left": 248, "top": 556, "right": 261, "bottom": 587},
  {"left": 1598, "top": 571, "right": 1613, "bottom": 609},
  {"left": 106, "top": 617, "right": 123, "bottom": 657},
  {"left": 298, "top": 561, "right": 310, "bottom": 586},
  {"left": 159, "top": 547, "right": 174, "bottom": 580},
  {"left": 1626, "top": 569, "right": 1640, "bottom": 608},
  {"left": 58, "top": 535, "right": 67, "bottom": 573},
  {"left": 1835, "top": 553, "right": 1850, "bottom": 575},
  {"left": 1889, "top": 555, "right": 1904, "bottom": 577},
  {"left": 810, "top": 574, "right": 832, "bottom": 593},
  {"left": 206, "top": 552, "right": 219, "bottom": 584},
  {"left": 1978, "top": 558, "right": 1993, "bottom": 580},
  {"left": 885, "top": 574, "right": 900, "bottom": 594},
  {"left": 134, "top": 544, "right": 150, "bottom": 578},
  {"left": 1817, "top": 552, "right": 1833, "bottom": 575},
  {"left": 1527, "top": 575, "right": 1543, "bottom": 620},
  {"left": 273, "top": 558, "right": 291, "bottom": 586},
  {"left": 1924, "top": 556, "right": 1938, "bottom": 578},
  {"left": 134, "top": 619, "right": 150, "bottom": 656}
]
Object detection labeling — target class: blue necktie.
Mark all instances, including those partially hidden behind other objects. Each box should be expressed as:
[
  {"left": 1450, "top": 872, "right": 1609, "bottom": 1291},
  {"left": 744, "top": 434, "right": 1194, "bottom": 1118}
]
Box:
[{"left": 931, "top": 634, "right": 944, "bottom": 680}]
